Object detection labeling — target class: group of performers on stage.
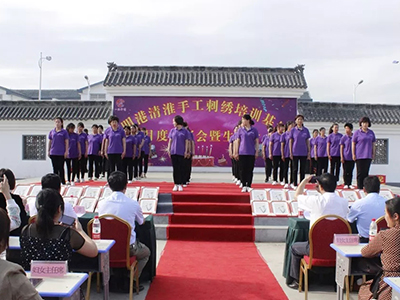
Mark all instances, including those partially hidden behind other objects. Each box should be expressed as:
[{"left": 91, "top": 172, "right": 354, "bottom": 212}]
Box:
[{"left": 48, "top": 116, "right": 151, "bottom": 185}]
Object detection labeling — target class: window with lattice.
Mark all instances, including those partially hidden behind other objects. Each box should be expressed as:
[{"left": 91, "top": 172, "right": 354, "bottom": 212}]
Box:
[
  {"left": 372, "top": 139, "right": 388, "bottom": 165},
  {"left": 23, "top": 135, "right": 46, "bottom": 160}
]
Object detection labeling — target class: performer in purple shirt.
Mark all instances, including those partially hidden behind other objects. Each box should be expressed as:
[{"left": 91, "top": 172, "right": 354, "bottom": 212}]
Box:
[
  {"left": 48, "top": 117, "right": 69, "bottom": 185},
  {"left": 262, "top": 127, "right": 274, "bottom": 183},
  {"left": 167, "top": 115, "right": 190, "bottom": 192},
  {"left": 269, "top": 123, "right": 284, "bottom": 185},
  {"left": 340, "top": 123, "right": 354, "bottom": 188},
  {"left": 289, "top": 115, "right": 311, "bottom": 187},
  {"left": 103, "top": 116, "right": 126, "bottom": 177},
  {"left": 98, "top": 125, "right": 107, "bottom": 178},
  {"left": 122, "top": 126, "right": 135, "bottom": 182},
  {"left": 87, "top": 124, "right": 103, "bottom": 180},
  {"left": 234, "top": 114, "right": 259, "bottom": 192},
  {"left": 140, "top": 128, "right": 152, "bottom": 179},
  {"left": 352, "top": 116, "right": 376, "bottom": 189},
  {"left": 229, "top": 126, "right": 239, "bottom": 183},
  {"left": 77, "top": 122, "right": 88, "bottom": 182},
  {"left": 327, "top": 123, "right": 343, "bottom": 182},
  {"left": 65, "top": 123, "right": 81, "bottom": 185},
  {"left": 315, "top": 127, "right": 328, "bottom": 176},
  {"left": 281, "top": 121, "right": 294, "bottom": 188},
  {"left": 309, "top": 129, "right": 319, "bottom": 175},
  {"left": 131, "top": 124, "right": 142, "bottom": 180}
]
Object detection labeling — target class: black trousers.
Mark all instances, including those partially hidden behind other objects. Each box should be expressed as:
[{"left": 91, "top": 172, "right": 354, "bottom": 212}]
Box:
[
  {"left": 50, "top": 155, "right": 65, "bottom": 184},
  {"left": 282, "top": 158, "right": 293, "bottom": 184},
  {"left": 108, "top": 154, "right": 123, "bottom": 177},
  {"left": 272, "top": 156, "right": 284, "bottom": 182},
  {"left": 290, "top": 241, "right": 310, "bottom": 281},
  {"left": 264, "top": 158, "right": 272, "bottom": 181},
  {"left": 65, "top": 158, "right": 79, "bottom": 182},
  {"left": 239, "top": 155, "right": 256, "bottom": 187},
  {"left": 171, "top": 154, "right": 185, "bottom": 185},
  {"left": 343, "top": 160, "right": 355, "bottom": 186},
  {"left": 101, "top": 157, "right": 108, "bottom": 176},
  {"left": 330, "top": 156, "right": 341, "bottom": 181},
  {"left": 356, "top": 159, "right": 372, "bottom": 189},
  {"left": 292, "top": 156, "right": 307, "bottom": 186},
  {"left": 122, "top": 157, "right": 134, "bottom": 181},
  {"left": 88, "top": 155, "right": 101, "bottom": 179},
  {"left": 231, "top": 159, "right": 240, "bottom": 179},
  {"left": 311, "top": 158, "right": 317, "bottom": 175},
  {"left": 139, "top": 152, "right": 149, "bottom": 175},
  {"left": 183, "top": 156, "right": 192, "bottom": 184},
  {"left": 78, "top": 157, "right": 87, "bottom": 179},
  {"left": 317, "top": 157, "right": 328, "bottom": 175},
  {"left": 133, "top": 157, "right": 139, "bottom": 178}
]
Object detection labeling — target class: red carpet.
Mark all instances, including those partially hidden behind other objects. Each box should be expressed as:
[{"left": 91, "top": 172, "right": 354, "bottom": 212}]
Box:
[{"left": 145, "top": 240, "right": 288, "bottom": 300}]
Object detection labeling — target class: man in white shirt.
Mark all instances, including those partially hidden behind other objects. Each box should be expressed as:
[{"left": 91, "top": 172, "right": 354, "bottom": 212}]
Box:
[
  {"left": 288, "top": 173, "right": 349, "bottom": 289},
  {"left": 28, "top": 174, "right": 77, "bottom": 219},
  {"left": 98, "top": 171, "right": 150, "bottom": 280},
  {"left": 348, "top": 176, "right": 386, "bottom": 243}
]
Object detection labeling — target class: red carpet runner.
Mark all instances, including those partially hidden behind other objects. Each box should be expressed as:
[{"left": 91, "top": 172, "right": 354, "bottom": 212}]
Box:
[{"left": 145, "top": 240, "right": 288, "bottom": 300}]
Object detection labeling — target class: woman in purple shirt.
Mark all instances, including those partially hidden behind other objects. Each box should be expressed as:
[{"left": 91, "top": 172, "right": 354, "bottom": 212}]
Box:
[
  {"left": 103, "top": 116, "right": 126, "bottom": 177},
  {"left": 87, "top": 124, "right": 103, "bottom": 181},
  {"left": 48, "top": 117, "right": 69, "bottom": 185},
  {"left": 122, "top": 126, "right": 136, "bottom": 183},
  {"left": 315, "top": 127, "right": 328, "bottom": 176},
  {"left": 262, "top": 127, "right": 274, "bottom": 183},
  {"left": 229, "top": 125, "right": 239, "bottom": 182},
  {"left": 289, "top": 115, "right": 310, "bottom": 187},
  {"left": 77, "top": 122, "right": 88, "bottom": 182},
  {"left": 309, "top": 129, "right": 319, "bottom": 175},
  {"left": 167, "top": 115, "right": 190, "bottom": 192},
  {"left": 269, "top": 123, "right": 284, "bottom": 185},
  {"left": 131, "top": 124, "right": 142, "bottom": 180},
  {"left": 65, "top": 123, "right": 81, "bottom": 185},
  {"left": 352, "top": 116, "right": 376, "bottom": 189},
  {"left": 98, "top": 125, "right": 107, "bottom": 178},
  {"left": 140, "top": 128, "right": 152, "bottom": 179},
  {"left": 234, "top": 114, "right": 259, "bottom": 192},
  {"left": 340, "top": 123, "right": 354, "bottom": 189},
  {"left": 281, "top": 121, "right": 294, "bottom": 188},
  {"left": 327, "top": 123, "right": 343, "bottom": 182}
]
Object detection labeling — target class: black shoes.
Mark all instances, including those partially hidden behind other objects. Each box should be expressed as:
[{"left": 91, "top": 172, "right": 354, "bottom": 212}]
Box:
[{"left": 287, "top": 280, "right": 299, "bottom": 289}]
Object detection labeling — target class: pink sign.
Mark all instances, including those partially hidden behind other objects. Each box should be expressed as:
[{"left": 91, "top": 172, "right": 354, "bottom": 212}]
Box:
[
  {"left": 333, "top": 234, "right": 359, "bottom": 246},
  {"left": 73, "top": 205, "right": 86, "bottom": 216},
  {"left": 31, "top": 261, "right": 67, "bottom": 278}
]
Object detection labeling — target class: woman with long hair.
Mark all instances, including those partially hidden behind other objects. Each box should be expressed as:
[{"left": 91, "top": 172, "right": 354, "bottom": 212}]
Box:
[
  {"left": 65, "top": 123, "right": 81, "bottom": 185},
  {"left": 48, "top": 117, "right": 69, "bottom": 185},
  {"left": 309, "top": 129, "right": 319, "bottom": 175},
  {"left": 340, "top": 123, "right": 355, "bottom": 189},
  {"left": 234, "top": 114, "right": 259, "bottom": 192},
  {"left": 122, "top": 126, "right": 135, "bottom": 183},
  {"left": 281, "top": 121, "right": 295, "bottom": 189},
  {"left": 103, "top": 116, "right": 126, "bottom": 177},
  {"left": 327, "top": 123, "right": 343, "bottom": 181},
  {"left": 20, "top": 189, "right": 97, "bottom": 270},
  {"left": 269, "top": 122, "right": 285, "bottom": 185},
  {"left": 87, "top": 124, "right": 103, "bottom": 181},
  {"left": 315, "top": 127, "right": 328, "bottom": 176},
  {"left": 141, "top": 128, "right": 152, "bottom": 179},
  {"left": 77, "top": 122, "right": 88, "bottom": 182}
]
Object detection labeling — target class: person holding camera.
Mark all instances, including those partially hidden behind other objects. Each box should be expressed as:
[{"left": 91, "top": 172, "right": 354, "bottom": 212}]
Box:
[{"left": 287, "top": 173, "right": 348, "bottom": 289}]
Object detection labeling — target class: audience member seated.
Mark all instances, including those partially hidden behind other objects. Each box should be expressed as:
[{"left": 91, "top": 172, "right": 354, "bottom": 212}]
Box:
[
  {"left": 348, "top": 176, "right": 386, "bottom": 243},
  {"left": 287, "top": 173, "right": 349, "bottom": 289},
  {"left": 98, "top": 171, "right": 150, "bottom": 280},
  {"left": 20, "top": 189, "right": 97, "bottom": 270},
  {"left": 27, "top": 173, "right": 77, "bottom": 219},
  {"left": 359, "top": 197, "right": 400, "bottom": 300},
  {"left": 0, "top": 169, "right": 28, "bottom": 235},
  {"left": 0, "top": 208, "right": 43, "bottom": 300}
]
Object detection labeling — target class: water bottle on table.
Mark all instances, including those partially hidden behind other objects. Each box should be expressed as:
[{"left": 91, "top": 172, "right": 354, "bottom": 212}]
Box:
[
  {"left": 92, "top": 216, "right": 101, "bottom": 240},
  {"left": 369, "top": 218, "right": 377, "bottom": 242}
]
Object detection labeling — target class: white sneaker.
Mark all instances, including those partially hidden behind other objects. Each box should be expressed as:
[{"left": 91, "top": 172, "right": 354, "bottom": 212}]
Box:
[
  {"left": 241, "top": 187, "right": 247, "bottom": 193},
  {"left": 94, "top": 177, "right": 99, "bottom": 181},
  {"left": 290, "top": 184, "right": 296, "bottom": 189},
  {"left": 183, "top": 185, "right": 187, "bottom": 187},
  {"left": 239, "top": 183, "right": 243, "bottom": 188},
  {"left": 70, "top": 182, "right": 75, "bottom": 186},
  {"left": 344, "top": 185, "right": 349, "bottom": 189},
  {"left": 99, "top": 174, "right": 104, "bottom": 179},
  {"left": 236, "top": 180, "right": 241, "bottom": 186},
  {"left": 66, "top": 181, "right": 71, "bottom": 186},
  {"left": 178, "top": 185, "right": 183, "bottom": 192},
  {"left": 172, "top": 185, "right": 178, "bottom": 192},
  {"left": 284, "top": 184, "right": 289, "bottom": 189},
  {"left": 88, "top": 177, "right": 92, "bottom": 181},
  {"left": 280, "top": 182, "right": 285, "bottom": 186},
  {"left": 350, "top": 185, "right": 355, "bottom": 189},
  {"left": 232, "top": 176, "right": 236, "bottom": 181},
  {"left": 272, "top": 181, "right": 278, "bottom": 185},
  {"left": 81, "top": 179, "right": 85, "bottom": 183},
  {"left": 128, "top": 181, "right": 132, "bottom": 184},
  {"left": 247, "top": 187, "right": 253, "bottom": 192}
]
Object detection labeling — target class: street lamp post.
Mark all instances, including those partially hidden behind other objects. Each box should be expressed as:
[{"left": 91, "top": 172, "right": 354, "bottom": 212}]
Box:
[
  {"left": 84, "top": 75, "right": 90, "bottom": 100},
  {"left": 38, "top": 52, "right": 52, "bottom": 101},
  {"left": 353, "top": 79, "right": 364, "bottom": 103}
]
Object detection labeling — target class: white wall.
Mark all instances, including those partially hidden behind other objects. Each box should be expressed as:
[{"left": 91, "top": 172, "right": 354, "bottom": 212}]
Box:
[
  {"left": 0, "top": 88, "right": 29, "bottom": 101},
  {"left": 0, "top": 119, "right": 106, "bottom": 179},
  {"left": 80, "top": 83, "right": 112, "bottom": 101}
]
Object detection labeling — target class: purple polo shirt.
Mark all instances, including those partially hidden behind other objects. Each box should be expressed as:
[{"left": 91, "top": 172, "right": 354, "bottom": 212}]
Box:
[
  {"left": 353, "top": 129, "right": 376, "bottom": 159},
  {"left": 340, "top": 134, "right": 353, "bottom": 161},
  {"left": 315, "top": 136, "right": 328, "bottom": 157},
  {"left": 289, "top": 126, "right": 310, "bottom": 156},
  {"left": 78, "top": 132, "right": 88, "bottom": 154},
  {"left": 67, "top": 132, "right": 79, "bottom": 159},
  {"left": 327, "top": 133, "right": 343, "bottom": 157},
  {"left": 88, "top": 134, "right": 102, "bottom": 156},
  {"left": 261, "top": 134, "right": 268, "bottom": 145},
  {"left": 237, "top": 126, "right": 259, "bottom": 155},
  {"left": 135, "top": 134, "right": 142, "bottom": 156},
  {"left": 281, "top": 132, "right": 291, "bottom": 158},
  {"left": 48, "top": 128, "right": 69, "bottom": 156},
  {"left": 189, "top": 132, "right": 195, "bottom": 154},
  {"left": 262, "top": 135, "right": 270, "bottom": 157},
  {"left": 105, "top": 127, "right": 126, "bottom": 154},
  {"left": 125, "top": 135, "right": 135, "bottom": 158},
  {"left": 142, "top": 136, "right": 151, "bottom": 155},
  {"left": 310, "top": 137, "right": 316, "bottom": 158},
  {"left": 168, "top": 127, "right": 190, "bottom": 156},
  {"left": 270, "top": 132, "right": 282, "bottom": 156}
]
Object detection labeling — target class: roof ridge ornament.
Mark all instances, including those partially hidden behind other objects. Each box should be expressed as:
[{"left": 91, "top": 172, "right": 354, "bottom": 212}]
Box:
[{"left": 107, "top": 62, "right": 117, "bottom": 71}]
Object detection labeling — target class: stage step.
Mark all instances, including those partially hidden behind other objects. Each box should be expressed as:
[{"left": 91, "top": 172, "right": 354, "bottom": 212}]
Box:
[
  {"left": 170, "top": 213, "right": 253, "bottom": 225},
  {"left": 172, "top": 202, "right": 251, "bottom": 214},
  {"left": 172, "top": 193, "right": 249, "bottom": 203}
]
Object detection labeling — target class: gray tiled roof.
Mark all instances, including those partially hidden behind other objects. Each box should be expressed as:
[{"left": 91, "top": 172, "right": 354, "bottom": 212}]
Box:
[
  {"left": 298, "top": 102, "right": 400, "bottom": 125},
  {"left": 12, "top": 89, "right": 81, "bottom": 100},
  {"left": 0, "top": 101, "right": 111, "bottom": 121},
  {"left": 103, "top": 64, "right": 307, "bottom": 89}
]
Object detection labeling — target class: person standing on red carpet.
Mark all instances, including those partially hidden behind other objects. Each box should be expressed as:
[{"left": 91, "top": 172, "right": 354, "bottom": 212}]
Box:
[
  {"left": 234, "top": 114, "right": 259, "bottom": 193},
  {"left": 269, "top": 122, "right": 285, "bottom": 186},
  {"left": 48, "top": 117, "right": 69, "bottom": 185},
  {"left": 340, "top": 123, "right": 355, "bottom": 189},
  {"left": 182, "top": 122, "right": 194, "bottom": 186},
  {"left": 167, "top": 115, "right": 191, "bottom": 192},
  {"left": 229, "top": 125, "right": 239, "bottom": 183},
  {"left": 327, "top": 123, "right": 343, "bottom": 182},
  {"left": 315, "top": 127, "right": 328, "bottom": 176},
  {"left": 281, "top": 121, "right": 294, "bottom": 189}
]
